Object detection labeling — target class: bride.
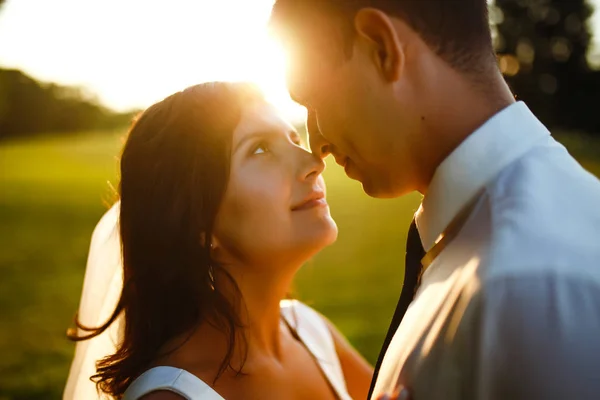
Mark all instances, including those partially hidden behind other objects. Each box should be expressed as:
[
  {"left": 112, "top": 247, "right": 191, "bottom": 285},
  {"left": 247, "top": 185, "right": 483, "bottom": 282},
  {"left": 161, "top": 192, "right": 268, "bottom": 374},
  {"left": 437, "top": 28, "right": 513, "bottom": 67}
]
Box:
[{"left": 63, "top": 82, "right": 373, "bottom": 399}]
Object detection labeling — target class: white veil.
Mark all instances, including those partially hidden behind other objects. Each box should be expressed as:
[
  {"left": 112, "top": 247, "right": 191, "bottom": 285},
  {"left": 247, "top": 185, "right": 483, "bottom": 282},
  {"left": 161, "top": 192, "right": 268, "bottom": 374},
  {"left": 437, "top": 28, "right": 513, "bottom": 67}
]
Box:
[{"left": 63, "top": 202, "right": 124, "bottom": 400}]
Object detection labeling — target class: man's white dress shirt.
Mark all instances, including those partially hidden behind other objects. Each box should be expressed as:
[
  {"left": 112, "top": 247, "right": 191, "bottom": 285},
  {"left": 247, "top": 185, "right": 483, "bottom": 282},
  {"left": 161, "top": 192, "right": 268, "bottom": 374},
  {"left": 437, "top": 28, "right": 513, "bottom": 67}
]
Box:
[{"left": 372, "top": 101, "right": 600, "bottom": 400}]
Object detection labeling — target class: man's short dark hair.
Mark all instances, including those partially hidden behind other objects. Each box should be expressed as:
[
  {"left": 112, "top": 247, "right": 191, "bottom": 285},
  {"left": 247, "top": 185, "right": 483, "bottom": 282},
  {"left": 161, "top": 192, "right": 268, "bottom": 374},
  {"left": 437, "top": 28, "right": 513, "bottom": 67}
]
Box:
[{"left": 271, "top": 0, "right": 495, "bottom": 75}]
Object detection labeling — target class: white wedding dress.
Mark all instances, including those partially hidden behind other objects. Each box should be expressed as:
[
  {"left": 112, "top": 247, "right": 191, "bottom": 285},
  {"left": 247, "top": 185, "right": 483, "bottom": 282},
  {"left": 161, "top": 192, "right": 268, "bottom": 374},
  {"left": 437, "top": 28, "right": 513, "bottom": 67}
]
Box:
[{"left": 63, "top": 203, "right": 352, "bottom": 400}]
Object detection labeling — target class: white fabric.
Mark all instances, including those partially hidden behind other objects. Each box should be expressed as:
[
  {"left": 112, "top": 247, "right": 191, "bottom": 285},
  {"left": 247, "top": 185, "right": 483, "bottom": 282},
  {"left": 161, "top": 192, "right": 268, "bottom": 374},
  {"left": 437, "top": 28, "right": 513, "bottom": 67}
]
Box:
[
  {"left": 280, "top": 300, "right": 352, "bottom": 400},
  {"left": 123, "top": 366, "right": 225, "bottom": 400},
  {"left": 415, "top": 101, "right": 550, "bottom": 252},
  {"left": 64, "top": 202, "right": 123, "bottom": 400},
  {"left": 63, "top": 206, "right": 351, "bottom": 399},
  {"left": 372, "top": 101, "right": 600, "bottom": 399}
]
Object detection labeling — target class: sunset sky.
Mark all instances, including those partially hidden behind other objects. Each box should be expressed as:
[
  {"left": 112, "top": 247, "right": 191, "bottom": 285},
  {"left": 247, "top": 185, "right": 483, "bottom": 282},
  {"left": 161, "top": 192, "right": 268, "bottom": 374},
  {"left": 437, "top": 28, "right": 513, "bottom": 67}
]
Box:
[{"left": 1, "top": 0, "right": 599, "bottom": 123}]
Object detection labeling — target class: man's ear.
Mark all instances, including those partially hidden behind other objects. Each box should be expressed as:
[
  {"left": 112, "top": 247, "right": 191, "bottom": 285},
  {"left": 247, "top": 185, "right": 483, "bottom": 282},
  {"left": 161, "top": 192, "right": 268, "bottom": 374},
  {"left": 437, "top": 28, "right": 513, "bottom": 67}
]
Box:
[{"left": 354, "top": 8, "right": 405, "bottom": 83}]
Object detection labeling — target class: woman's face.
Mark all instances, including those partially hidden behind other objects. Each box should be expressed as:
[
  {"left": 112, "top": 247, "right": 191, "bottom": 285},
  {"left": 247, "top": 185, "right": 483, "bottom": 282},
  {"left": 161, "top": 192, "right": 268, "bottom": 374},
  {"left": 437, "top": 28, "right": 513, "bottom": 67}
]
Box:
[{"left": 213, "top": 102, "right": 337, "bottom": 269}]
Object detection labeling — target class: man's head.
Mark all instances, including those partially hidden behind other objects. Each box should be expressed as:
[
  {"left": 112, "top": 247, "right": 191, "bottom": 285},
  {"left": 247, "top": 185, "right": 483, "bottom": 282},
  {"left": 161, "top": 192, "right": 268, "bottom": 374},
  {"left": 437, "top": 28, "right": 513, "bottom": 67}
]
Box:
[{"left": 270, "top": 0, "right": 498, "bottom": 197}]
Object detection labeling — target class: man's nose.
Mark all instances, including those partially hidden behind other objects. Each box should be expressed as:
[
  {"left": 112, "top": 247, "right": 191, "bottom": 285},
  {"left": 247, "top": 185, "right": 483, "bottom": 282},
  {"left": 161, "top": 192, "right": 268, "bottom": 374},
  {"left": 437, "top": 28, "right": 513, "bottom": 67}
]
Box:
[{"left": 306, "top": 109, "right": 331, "bottom": 159}]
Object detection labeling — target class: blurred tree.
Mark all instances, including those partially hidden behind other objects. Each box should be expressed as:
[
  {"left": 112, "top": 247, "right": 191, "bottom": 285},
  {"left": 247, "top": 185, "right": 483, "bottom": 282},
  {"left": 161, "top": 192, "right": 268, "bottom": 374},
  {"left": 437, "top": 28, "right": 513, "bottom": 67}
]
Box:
[
  {"left": 494, "top": 0, "right": 600, "bottom": 133},
  {"left": 0, "top": 68, "right": 137, "bottom": 140},
  {"left": 0, "top": 2, "right": 136, "bottom": 139}
]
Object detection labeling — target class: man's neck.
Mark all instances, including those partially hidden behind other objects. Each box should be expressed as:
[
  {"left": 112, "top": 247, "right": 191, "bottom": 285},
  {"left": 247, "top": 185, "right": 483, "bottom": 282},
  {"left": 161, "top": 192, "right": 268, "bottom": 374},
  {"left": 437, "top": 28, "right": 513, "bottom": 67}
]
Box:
[{"left": 414, "top": 69, "right": 515, "bottom": 194}]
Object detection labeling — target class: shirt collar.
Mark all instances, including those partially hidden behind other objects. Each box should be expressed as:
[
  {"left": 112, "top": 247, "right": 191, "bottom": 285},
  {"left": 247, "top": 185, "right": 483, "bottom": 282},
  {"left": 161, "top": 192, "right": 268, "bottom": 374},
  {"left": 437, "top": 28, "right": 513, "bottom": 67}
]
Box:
[{"left": 415, "top": 101, "right": 551, "bottom": 252}]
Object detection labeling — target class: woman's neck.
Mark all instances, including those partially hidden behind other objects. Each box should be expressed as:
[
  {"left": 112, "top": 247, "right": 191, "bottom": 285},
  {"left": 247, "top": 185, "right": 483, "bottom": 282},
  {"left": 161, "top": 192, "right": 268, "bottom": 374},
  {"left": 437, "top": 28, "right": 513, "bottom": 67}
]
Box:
[
  {"left": 221, "top": 263, "right": 297, "bottom": 360},
  {"left": 156, "top": 259, "right": 300, "bottom": 377}
]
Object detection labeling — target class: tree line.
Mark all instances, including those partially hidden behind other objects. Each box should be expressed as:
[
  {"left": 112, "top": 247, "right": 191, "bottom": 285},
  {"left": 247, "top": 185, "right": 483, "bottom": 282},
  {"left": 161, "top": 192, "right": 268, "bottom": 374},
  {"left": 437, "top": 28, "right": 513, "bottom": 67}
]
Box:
[{"left": 0, "top": 68, "right": 138, "bottom": 140}]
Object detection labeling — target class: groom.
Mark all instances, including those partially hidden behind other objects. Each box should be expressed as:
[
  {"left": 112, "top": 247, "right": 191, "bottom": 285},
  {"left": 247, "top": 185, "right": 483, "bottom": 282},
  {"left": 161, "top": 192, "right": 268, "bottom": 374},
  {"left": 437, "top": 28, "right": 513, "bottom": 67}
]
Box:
[{"left": 270, "top": 1, "right": 600, "bottom": 399}]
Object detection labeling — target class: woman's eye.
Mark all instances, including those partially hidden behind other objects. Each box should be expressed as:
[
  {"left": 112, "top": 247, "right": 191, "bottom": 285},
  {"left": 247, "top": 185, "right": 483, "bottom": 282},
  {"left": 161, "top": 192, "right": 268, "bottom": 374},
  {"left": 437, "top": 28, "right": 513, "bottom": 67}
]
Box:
[{"left": 252, "top": 144, "right": 269, "bottom": 155}]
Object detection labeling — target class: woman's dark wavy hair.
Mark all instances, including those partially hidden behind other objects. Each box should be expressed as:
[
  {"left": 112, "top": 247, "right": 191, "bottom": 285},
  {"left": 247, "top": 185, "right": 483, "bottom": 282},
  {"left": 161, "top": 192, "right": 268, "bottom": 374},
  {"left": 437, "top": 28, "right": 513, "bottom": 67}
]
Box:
[{"left": 67, "top": 82, "right": 265, "bottom": 398}]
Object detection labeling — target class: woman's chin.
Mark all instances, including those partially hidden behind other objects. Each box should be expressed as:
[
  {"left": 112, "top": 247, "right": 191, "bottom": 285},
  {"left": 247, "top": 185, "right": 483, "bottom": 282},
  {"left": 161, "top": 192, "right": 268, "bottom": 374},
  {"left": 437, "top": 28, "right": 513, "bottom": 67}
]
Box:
[
  {"left": 299, "top": 217, "right": 339, "bottom": 255},
  {"left": 323, "top": 218, "right": 339, "bottom": 245}
]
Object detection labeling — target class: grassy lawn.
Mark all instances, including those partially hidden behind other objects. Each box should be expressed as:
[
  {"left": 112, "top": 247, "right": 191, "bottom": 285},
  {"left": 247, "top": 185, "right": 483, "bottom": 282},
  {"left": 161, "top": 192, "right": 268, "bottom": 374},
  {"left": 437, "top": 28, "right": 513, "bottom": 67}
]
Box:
[{"left": 0, "top": 130, "right": 598, "bottom": 399}]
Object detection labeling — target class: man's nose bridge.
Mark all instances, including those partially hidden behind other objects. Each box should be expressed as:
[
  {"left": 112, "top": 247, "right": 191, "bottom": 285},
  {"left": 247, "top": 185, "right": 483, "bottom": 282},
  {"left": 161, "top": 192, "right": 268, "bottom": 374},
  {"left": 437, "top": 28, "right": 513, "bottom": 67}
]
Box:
[
  {"left": 310, "top": 132, "right": 328, "bottom": 158},
  {"left": 306, "top": 110, "right": 329, "bottom": 158}
]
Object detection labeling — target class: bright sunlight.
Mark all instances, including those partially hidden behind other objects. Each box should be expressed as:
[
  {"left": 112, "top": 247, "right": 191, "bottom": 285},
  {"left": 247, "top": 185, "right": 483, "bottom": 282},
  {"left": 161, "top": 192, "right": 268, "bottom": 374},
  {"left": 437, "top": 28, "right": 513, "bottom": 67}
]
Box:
[{"left": 0, "top": 0, "right": 306, "bottom": 122}]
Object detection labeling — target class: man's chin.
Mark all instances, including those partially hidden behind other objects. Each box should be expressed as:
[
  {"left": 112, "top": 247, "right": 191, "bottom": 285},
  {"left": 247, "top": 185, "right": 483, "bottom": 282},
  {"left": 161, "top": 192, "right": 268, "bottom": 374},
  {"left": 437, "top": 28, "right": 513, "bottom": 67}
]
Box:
[
  {"left": 344, "top": 163, "right": 404, "bottom": 198},
  {"left": 362, "top": 181, "right": 388, "bottom": 198},
  {"left": 344, "top": 164, "right": 377, "bottom": 196},
  {"left": 343, "top": 160, "right": 362, "bottom": 181},
  {"left": 360, "top": 177, "right": 406, "bottom": 199}
]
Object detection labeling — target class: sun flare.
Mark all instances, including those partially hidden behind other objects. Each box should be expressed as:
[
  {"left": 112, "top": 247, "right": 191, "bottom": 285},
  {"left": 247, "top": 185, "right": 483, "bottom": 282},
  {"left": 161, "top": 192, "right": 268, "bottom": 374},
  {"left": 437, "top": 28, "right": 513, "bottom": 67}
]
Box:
[
  {"left": 241, "top": 37, "right": 307, "bottom": 124},
  {"left": 0, "top": 0, "right": 307, "bottom": 124}
]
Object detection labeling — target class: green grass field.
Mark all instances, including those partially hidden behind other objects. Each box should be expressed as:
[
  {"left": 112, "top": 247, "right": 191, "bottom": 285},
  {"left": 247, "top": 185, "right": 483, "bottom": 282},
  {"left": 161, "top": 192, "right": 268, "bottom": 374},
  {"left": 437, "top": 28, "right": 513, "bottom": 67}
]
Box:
[{"left": 0, "top": 130, "right": 598, "bottom": 399}]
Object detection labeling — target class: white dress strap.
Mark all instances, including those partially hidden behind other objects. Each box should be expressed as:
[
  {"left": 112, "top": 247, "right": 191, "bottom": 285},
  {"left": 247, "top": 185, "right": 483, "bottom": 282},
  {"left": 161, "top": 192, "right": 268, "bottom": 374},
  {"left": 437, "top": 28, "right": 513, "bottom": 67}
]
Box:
[
  {"left": 123, "top": 366, "right": 224, "bottom": 400},
  {"left": 280, "top": 300, "right": 352, "bottom": 400}
]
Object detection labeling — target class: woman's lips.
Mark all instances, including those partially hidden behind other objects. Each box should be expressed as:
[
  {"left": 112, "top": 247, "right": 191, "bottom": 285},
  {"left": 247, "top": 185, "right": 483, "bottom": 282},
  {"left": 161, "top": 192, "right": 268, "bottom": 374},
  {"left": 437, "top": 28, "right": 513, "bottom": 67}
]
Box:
[
  {"left": 292, "top": 197, "right": 328, "bottom": 211},
  {"left": 292, "top": 191, "right": 327, "bottom": 211}
]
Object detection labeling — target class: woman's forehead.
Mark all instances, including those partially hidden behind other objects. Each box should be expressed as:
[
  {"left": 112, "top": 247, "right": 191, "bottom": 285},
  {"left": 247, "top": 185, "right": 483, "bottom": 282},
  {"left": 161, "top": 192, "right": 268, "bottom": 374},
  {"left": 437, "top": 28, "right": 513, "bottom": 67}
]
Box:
[{"left": 233, "top": 103, "right": 295, "bottom": 142}]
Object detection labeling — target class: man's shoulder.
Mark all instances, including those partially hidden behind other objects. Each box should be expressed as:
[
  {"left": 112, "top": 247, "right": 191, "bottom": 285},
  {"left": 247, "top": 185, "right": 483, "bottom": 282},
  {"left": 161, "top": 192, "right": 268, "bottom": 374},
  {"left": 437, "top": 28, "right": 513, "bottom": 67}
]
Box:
[
  {"left": 480, "top": 140, "right": 600, "bottom": 281},
  {"left": 488, "top": 137, "right": 600, "bottom": 210}
]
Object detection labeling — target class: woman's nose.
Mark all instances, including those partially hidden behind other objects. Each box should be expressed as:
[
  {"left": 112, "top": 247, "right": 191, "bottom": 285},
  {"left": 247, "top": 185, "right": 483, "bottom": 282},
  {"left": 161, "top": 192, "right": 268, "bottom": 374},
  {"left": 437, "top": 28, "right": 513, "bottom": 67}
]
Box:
[
  {"left": 307, "top": 109, "right": 331, "bottom": 159},
  {"left": 298, "top": 149, "right": 326, "bottom": 182}
]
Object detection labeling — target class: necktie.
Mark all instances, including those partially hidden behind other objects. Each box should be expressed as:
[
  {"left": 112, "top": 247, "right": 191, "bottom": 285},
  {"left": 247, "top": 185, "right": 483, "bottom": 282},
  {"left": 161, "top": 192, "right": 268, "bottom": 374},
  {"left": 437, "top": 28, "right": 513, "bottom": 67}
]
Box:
[{"left": 367, "top": 218, "right": 425, "bottom": 399}]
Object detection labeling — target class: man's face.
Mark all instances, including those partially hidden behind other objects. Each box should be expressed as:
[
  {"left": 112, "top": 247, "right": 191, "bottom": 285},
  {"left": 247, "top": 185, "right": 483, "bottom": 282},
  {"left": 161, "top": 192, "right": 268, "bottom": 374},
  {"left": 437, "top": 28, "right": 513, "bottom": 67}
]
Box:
[{"left": 277, "top": 9, "right": 421, "bottom": 198}]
